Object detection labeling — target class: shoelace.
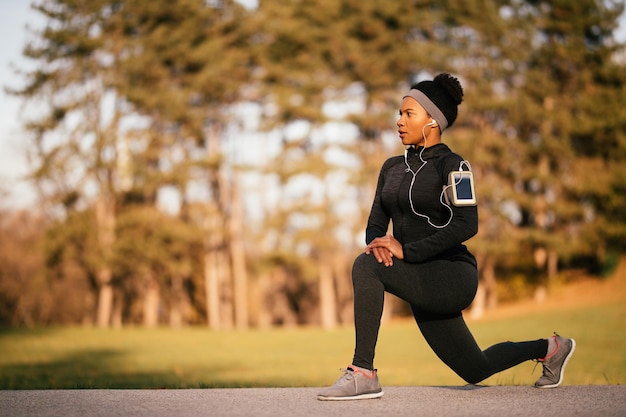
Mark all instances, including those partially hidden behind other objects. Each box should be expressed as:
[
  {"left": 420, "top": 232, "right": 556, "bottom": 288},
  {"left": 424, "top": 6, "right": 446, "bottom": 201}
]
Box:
[
  {"left": 336, "top": 366, "right": 376, "bottom": 384},
  {"left": 334, "top": 368, "right": 356, "bottom": 385},
  {"left": 532, "top": 332, "right": 560, "bottom": 375}
]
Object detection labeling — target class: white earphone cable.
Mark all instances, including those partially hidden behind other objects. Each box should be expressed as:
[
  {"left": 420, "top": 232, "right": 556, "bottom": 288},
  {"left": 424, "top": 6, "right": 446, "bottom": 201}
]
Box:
[{"left": 403, "top": 123, "right": 453, "bottom": 229}]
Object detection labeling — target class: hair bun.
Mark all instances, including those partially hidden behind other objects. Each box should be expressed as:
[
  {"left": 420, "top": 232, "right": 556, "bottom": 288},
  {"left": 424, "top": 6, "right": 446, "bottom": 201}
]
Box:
[{"left": 434, "top": 73, "right": 463, "bottom": 105}]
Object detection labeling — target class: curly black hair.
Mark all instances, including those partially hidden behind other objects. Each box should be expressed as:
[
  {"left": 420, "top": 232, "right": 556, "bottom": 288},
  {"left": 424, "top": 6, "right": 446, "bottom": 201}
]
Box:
[{"left": 433, "top": 73, "right": 463, "bottom": 105}]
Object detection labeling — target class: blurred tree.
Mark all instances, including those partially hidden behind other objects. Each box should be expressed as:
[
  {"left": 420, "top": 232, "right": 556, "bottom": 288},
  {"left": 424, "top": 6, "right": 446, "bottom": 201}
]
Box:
[
  {"left": 11, "top": 0, "right": 134, "bottom": 327},
  {"left": 0, "top": 210, "right": 46, "bottom": 325},
  {"left": 10, "top": 0, "right": 253, "bottom": 327},
  {"left": 505, "top": 0, "right": 626, "bottom": 292},
  {"left": 107, "top": 0, "right": 254, "bottom": 329},
  {"left": 112, "top": 205, "right": 201, "bottom": 327},
  {"left": 43, "top": 208, "right": 105, "bottom": 324}
]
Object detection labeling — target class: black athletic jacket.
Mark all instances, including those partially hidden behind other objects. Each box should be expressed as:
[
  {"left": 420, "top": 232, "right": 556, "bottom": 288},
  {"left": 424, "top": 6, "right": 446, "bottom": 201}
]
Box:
[{"left": 365, "top": 143, "right": 478, "bottom": 266}]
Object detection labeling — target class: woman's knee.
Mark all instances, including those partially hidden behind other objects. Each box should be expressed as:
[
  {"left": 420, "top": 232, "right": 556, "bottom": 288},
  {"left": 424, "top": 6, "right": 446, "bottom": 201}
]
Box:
[
  {"left": 352, "top": 252, "right": 374, "bottom": 272},
  {"left": 351, "top": 252, "right": 379, "bottom": 284},
  {"left": 445, "top": 359, "right": 490, "bottom": 384},
  {"left": 460, "top": 371, "right": 489, "bottom": 385}
]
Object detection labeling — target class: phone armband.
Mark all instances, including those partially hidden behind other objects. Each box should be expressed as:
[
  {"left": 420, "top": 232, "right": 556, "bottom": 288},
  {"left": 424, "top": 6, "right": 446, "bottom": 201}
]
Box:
[{"left": 445, "top": 171, "right": 477, "bottom": 206}]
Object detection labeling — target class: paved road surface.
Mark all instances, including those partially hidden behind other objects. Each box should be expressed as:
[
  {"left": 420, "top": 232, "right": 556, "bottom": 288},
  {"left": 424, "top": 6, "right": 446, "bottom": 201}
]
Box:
[{"left": 2, "top": 386, "right": 625, "bottom": 417}]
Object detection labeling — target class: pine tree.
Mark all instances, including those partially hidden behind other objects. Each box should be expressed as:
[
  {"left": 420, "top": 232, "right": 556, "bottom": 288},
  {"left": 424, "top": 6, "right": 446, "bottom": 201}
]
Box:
[
  {"left": 510, "top": 0, "right": 626, "bottom": 279},
  {"left": 12, "top": 0, "right": 253, "bottom": 327}
]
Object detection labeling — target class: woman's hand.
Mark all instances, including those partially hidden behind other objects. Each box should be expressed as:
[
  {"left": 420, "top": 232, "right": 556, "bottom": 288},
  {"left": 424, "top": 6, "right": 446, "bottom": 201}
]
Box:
[{"left": 365, "top": 234, "right": 404, "bottom": 267}]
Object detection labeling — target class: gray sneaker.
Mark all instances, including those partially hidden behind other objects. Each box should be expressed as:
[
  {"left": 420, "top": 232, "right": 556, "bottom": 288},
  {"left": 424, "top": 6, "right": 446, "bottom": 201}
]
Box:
[
  {"left": 535, "top": 333, "right": 576, "bottom": 388},
  {"left": 317, "top": 366, "right": 384, "bottom": 401}
]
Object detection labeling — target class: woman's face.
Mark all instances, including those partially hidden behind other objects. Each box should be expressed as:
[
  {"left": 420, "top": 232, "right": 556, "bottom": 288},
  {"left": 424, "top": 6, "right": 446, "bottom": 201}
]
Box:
[{"left": 397, "top": 97, "right": 435, "bottom": 147}]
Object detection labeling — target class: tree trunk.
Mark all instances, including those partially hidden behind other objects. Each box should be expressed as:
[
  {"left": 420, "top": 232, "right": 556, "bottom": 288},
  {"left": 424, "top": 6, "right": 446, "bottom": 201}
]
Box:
[
  {"left": 96, "top": 278, "right": 114, "bottom": 327},
  {"left": 333, "top": 252, "right": 353, "bottom": 325},
  {"left": 95, "top": 195, "right": 116, "bottom": 327},
  {"left": 535, "top": 248, "right": 558, "bottom": 303},
  {"left": 470, "top": 281, "right": 486, "bottom": 320},
  {"left": 270, "top": 268, "right": 298, "bottom": 327},
  {"left": 484, "top": 256, "right": 498, "bottom": 310},
  {"left": 169, "top": 274, "right": 185, "bottom": 328},
  {"left": 203, "top": 123, "right": 236, "bottom": 329},
  {"left": 204, "top": 211, "right": 233, "bottom": 330},
  {"left": 228, "top": 178, "right": 249, "bottom": 329},
  {"left": 318, "top": 253, "right": 337, "bottom": 329},
  {"left": 218, "top": 248, "right": 234, "bottom": 329},
  {"left": 256, "top": 272, "right": 273, "bottom": 329},
  {"left": 533, "top": 247, "right": 548, "bottom": 303},
  {"left": 469, "top": 253, "right": 497, "bottom": 319},
  {"left": 143, "top": 274, "right": 160, "bottom": 328},
  {"left": 204, "top": 244, "right": 221, "bottom": 329},
  {"left": 111, "top": 288, "right": 123, "bottom": 329},
  {"left": 548, "top": 249, "right": 558, "bottom": 280}
]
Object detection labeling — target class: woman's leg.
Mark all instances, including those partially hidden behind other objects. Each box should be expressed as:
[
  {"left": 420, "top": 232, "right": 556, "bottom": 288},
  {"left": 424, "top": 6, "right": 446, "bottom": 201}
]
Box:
[
  {"left": 351, "top": 252, "right": 548, "bottom": 380},
  {"left": 350, "top": 253, "right": 478, "bottom": 370},
  {"left": 350, "top": 253, "right": 385, "bottom": 370},
  {"left": 412, "top": 308, "right": 548, "bottom": 384}
]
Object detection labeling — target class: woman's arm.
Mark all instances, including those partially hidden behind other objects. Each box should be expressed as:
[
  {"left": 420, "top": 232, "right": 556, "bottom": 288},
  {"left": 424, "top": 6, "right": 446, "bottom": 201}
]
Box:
[
  {"left": 402, "top": 204, "right": 477, "bottom": 263},
  {"left": 364, "top": 159, "right": 395, "bottom": 266},
  {"left": 365, "top": 159, "right": 393, "bottom": 244}
]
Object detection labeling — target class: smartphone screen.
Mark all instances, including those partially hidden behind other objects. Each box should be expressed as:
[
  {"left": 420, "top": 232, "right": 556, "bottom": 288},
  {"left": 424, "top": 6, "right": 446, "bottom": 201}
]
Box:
[{"left": 454, "top": 174, "right": 474, "bottom": 200}]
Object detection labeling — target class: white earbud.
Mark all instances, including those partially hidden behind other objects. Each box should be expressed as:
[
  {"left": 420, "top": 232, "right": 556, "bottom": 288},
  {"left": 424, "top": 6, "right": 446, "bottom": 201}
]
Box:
[{"left": 427, "top": 119, "right": 437, "bottom": 127}]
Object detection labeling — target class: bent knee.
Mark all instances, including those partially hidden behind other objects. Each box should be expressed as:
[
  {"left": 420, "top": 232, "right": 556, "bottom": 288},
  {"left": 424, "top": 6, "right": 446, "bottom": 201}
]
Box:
[
  {"left": 463, "top": 375, "right": 485, "bottom": 385},
  {"left": 352, "top": 252, "right": 377, "bottom": 274},
  {"left": 457, "top": 370, "right": 490, "bottom": 385}
]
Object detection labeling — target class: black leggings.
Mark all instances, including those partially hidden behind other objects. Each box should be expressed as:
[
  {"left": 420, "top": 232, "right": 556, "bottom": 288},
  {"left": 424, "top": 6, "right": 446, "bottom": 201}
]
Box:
[{"left": 351, "top": 252, "right": 548, "bottom": 384}]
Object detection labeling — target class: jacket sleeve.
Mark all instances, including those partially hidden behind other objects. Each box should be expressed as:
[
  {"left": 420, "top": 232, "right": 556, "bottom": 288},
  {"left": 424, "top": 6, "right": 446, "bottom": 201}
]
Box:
[
  {"left": 365, "top": 159, "right": 392, "bottom": 245},
  {"left": 402, "top": 156, "right": 478, "bottom": 263}
]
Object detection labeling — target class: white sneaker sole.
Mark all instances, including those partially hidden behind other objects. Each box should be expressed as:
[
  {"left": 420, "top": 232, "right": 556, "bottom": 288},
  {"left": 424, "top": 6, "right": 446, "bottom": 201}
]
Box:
[
  {"left": 317, "top": 390, "right": 384, "bottom": 401},
  {"left": 536, "top": 338, "right": 576, "bottom": 389}
]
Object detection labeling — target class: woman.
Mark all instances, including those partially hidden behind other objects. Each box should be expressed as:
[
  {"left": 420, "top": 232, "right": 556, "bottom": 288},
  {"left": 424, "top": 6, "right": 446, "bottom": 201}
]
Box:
[{"left": 317, "top": 73, "right": 575, "bottom": 401}]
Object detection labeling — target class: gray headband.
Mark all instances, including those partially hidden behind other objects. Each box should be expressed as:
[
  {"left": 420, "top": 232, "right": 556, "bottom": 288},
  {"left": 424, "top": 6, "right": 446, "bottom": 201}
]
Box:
[{"left": 403, "top": 89, "right": 449, "bottom": 131}]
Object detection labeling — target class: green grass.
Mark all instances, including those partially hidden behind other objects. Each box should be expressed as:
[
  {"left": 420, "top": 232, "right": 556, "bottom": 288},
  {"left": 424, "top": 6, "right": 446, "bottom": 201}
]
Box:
[{"left": 0, "top": 301, "right": 624, "bottom": 389}]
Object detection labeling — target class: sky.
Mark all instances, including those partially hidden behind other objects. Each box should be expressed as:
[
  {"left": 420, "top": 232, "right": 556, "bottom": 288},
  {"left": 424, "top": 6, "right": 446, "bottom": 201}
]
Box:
[
  {"left": 0, "top": 1, "right": 41, "bottom": 209},
  {"left": 0, "top": 1, "right": 624, "bottom": 210}
]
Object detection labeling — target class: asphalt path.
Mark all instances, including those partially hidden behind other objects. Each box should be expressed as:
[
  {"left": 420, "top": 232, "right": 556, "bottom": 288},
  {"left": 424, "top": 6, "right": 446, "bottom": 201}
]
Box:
[{"left": 1, "top": 386, "right": 625, "bottom": 417}]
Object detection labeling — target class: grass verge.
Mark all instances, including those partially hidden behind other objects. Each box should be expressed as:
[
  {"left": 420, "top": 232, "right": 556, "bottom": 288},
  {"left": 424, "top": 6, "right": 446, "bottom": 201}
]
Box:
[{"left": 0, "top": 300, "right": 624, "bottom": 389}]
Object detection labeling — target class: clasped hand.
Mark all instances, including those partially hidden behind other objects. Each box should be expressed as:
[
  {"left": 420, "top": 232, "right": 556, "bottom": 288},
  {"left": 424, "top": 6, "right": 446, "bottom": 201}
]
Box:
[{"left": 365, "top": 234, "right": 404, "bottom": 267}]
